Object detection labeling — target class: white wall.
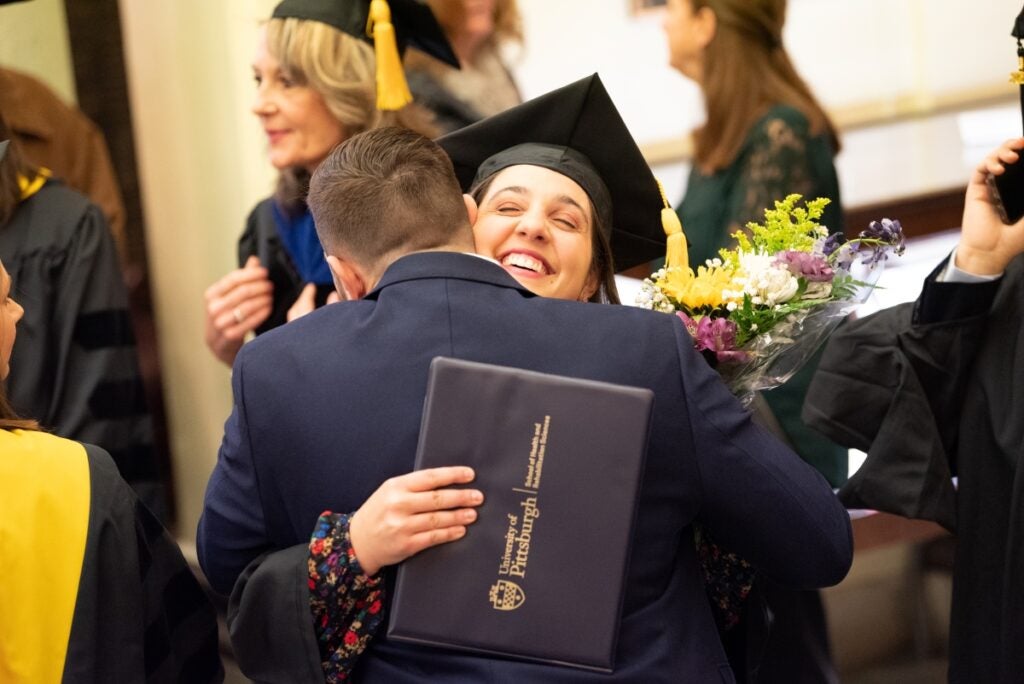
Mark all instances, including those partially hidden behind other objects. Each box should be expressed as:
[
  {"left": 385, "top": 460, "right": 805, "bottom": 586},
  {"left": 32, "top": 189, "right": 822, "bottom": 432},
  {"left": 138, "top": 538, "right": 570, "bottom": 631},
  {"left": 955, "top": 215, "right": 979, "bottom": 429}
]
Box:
[
  {"left": 512, "top": 0, "right": 1022, "bottom": 150},
  {"left": 118, "top": 0, "right": 278, "bottom": 538},
  {"left": 0, "top": 0, "right": 76, "bottom": 102}
]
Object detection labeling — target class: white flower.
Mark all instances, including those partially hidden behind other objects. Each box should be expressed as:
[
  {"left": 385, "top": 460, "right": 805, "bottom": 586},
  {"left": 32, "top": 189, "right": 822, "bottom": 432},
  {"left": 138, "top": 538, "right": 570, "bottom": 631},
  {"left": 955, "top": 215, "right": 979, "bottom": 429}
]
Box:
[
  {"left": 635, "top": 280, "right": 676, "bottom": 313},
  {"left": 737, "top": 250, "right": 776, "bottom": 276},
  {"left": 738, "top": 252, "right": 799, "bottom": 307},
  {"left": 803, "top": 281, "right": 833, "bottom": 299},
  {"left": 761, "top": 269, "right": 800, "bottom": 305}
]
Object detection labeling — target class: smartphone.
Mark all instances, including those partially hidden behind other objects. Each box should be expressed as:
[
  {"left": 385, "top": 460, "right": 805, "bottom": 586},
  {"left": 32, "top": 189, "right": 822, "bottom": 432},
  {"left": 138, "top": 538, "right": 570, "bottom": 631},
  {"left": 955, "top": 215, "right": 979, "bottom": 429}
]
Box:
[{"left": 988, "top": 154, "right": 1024, "bottom": 224}]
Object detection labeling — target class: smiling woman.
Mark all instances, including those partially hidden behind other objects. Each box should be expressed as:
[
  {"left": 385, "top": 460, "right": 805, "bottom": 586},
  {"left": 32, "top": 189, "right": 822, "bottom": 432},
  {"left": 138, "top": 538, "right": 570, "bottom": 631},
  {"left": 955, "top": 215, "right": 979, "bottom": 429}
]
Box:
[
  {"left": 473, "top": 164, "right": 600, "bottom": 301},
  {"left": 202, "top": 0, "right": 458, "bottom": 368},
  {"left": 439, "top": 75, "right": 668, "bottom": 304},
  {"left": 250, "top": 27, "right": 347, "bottom": 174}
]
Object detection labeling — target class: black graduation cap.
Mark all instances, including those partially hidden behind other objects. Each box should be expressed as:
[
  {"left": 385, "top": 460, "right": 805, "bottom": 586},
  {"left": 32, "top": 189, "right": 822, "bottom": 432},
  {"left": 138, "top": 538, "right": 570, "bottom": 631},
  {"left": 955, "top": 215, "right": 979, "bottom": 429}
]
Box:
[
  {"left": 436, "top": 74, "right": 667, "bottom": 271},
  {"left": 272, "top": 0, "right": 459, "bottom": 68}
]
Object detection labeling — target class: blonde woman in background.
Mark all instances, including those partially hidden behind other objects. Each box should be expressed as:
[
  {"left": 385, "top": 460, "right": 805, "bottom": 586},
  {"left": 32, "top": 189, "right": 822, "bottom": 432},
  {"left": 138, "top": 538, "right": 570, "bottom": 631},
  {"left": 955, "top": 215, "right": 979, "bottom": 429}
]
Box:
[
  {"left": 406, "top": 0, "right": 523, "bottom": 133},
  {"left": 204, "top": 0, "right": 456, "bottom": 367}
]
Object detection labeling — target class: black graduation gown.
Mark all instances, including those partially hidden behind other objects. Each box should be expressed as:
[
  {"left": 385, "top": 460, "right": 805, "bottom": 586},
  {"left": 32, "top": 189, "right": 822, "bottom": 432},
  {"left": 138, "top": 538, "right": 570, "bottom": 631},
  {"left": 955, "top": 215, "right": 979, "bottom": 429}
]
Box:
[
  {"left": 0, "top": 430, "right": 222, "bottom": 682},
  {"left": 236, "top": 198, "right": 334, "bottom": 335},
  {"left": 804, "top": 256, "right": 1022, "bottom": 684},
  {"left": 68, "top": 442, "right": 224, "bottom": 682},
  {"left": 0, "top": 180, "right": 165, "bottom": 518}
]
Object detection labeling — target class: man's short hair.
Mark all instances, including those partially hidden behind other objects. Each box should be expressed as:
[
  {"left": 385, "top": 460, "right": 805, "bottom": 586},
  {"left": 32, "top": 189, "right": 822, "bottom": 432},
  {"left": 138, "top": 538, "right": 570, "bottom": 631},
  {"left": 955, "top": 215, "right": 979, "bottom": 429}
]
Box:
[{"left": 308, "top": 127, "right": 470, "bottom": 266}]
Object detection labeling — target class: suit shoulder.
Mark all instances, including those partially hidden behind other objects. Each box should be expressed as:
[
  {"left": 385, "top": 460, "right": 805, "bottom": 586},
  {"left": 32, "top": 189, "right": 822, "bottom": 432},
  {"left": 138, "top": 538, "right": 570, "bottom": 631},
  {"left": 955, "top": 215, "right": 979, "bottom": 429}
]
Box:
[{"left": 578, "top": 300, "right": 681, "bottom": 329}]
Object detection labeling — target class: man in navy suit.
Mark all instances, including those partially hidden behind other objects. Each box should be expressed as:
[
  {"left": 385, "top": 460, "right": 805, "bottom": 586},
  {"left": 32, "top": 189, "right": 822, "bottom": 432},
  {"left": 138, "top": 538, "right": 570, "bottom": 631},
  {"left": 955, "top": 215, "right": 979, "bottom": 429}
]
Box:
[{"left": 198, "top": 126, "right": 851, "bottom": 682}]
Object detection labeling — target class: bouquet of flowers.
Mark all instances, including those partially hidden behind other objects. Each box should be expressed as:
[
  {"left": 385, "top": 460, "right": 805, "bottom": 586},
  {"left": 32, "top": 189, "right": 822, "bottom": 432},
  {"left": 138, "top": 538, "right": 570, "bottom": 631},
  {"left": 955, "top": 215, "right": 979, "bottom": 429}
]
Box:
[{"left": 637, "top": 194, "right": 905, "bottom": 404}]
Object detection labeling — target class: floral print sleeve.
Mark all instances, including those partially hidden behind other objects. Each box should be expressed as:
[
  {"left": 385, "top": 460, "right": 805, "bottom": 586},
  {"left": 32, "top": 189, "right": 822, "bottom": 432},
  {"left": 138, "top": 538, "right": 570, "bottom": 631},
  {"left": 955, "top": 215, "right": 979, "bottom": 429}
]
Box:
[{"left": 309, "top": 511, "right": 385, "bottom": 682}]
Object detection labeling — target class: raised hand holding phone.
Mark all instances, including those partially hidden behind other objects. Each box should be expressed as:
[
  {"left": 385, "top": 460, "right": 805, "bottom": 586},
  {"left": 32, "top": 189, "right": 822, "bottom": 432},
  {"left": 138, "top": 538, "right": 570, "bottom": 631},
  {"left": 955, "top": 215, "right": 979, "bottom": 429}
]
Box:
[{"left": 989, "top": 4, "right": 1024, "bottom": 225}]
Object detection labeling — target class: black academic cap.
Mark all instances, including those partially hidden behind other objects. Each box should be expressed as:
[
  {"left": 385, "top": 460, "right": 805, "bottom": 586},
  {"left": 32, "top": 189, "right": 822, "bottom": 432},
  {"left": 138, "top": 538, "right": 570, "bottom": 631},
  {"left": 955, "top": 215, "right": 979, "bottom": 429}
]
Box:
[
  {"left": 436, "top": 74, "right": 667, "bottom": 271},
  {"left": 1013, "top": 2, "right": 1024, "bottom": 38},
  {"left": 272, "top": 0, "right": 459, "bottom": 68}
]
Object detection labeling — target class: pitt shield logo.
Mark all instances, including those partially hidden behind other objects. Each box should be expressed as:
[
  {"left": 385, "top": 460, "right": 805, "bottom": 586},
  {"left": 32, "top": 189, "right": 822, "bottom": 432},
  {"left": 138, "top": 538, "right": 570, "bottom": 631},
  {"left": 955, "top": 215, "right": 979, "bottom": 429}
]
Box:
[{"left": 489, "top": 580, "right": 526, "bottom": 611}]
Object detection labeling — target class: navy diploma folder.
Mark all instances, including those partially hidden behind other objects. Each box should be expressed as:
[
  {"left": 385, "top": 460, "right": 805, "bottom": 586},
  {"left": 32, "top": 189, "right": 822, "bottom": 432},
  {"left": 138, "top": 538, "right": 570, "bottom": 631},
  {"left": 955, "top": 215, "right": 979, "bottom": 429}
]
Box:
[{"left": 387, "top": 357, "right": 654, "bottom": 672}]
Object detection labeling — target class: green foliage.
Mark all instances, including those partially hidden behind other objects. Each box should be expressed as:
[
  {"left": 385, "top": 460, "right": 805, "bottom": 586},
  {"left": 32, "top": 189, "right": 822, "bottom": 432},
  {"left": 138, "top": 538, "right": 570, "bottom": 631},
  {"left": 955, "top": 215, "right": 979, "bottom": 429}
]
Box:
[
  {"left": 731, "top": 194, "right": 831, "bottom": 258},
  {"left": 731, "top": 293, "right": 828, "bottom": 347}
]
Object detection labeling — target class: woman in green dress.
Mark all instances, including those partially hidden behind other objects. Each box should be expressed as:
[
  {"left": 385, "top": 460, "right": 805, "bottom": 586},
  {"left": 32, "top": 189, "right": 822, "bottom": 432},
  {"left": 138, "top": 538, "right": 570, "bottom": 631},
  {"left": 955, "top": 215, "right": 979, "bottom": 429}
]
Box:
[{"left": 663, "top": 1, "right": 845, "bottom": 681}]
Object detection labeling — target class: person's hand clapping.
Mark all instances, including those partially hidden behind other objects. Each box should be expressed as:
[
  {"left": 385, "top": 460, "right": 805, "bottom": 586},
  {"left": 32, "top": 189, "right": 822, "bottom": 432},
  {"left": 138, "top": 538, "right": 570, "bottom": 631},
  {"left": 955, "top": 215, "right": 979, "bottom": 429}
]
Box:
[
  {"left": 956, "top": 137, "right": 1024, "bottom": 276},
  {"left": 348, "top": 466, "right": 483, "bottom": 576},
  {"left": 204, "top": 256, "right": 274, "bottom": 366}
]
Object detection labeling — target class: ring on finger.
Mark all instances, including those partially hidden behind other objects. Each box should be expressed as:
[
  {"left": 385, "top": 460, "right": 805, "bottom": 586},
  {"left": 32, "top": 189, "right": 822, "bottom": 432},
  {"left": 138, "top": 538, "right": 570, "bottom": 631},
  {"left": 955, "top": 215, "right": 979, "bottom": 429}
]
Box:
[{"left": 233, "top": 306, "right": 245, "bottom": 324}]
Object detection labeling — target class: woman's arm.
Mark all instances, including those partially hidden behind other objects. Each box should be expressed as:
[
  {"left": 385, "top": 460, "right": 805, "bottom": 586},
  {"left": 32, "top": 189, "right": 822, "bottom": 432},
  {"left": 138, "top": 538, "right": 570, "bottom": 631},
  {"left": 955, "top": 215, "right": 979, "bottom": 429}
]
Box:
[{"left": 226, "top": 467, "right": 483, "bottom": 682}]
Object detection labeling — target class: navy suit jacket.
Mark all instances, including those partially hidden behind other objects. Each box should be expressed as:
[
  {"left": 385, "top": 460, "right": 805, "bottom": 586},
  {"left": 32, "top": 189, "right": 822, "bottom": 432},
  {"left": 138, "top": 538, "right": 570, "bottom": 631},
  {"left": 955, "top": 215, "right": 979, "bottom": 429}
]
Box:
[{"left": 198, "top": 252, "right": 852, "bottom": 683}]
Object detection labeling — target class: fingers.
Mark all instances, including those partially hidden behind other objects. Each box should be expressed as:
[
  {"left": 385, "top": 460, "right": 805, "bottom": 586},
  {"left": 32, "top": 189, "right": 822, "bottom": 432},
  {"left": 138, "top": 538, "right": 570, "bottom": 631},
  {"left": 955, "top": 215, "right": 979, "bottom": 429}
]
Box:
[
  {"left": 403, "top": 466, "right": 476, "bottom": 493},
  {"left": 351, "top": 466, "right": 483, "bottom": 573},
  {"left": 215, "top": 297, "right": 274, "bottom": 339},
  {"left": 206, "top": 275, "right": 273, "bottom": 312},
  {"left": 326, "top": 289, "right": 342, "bottom": 304},
  {"left": 409, "top": 486, "right": 484, "bottom": 514},
  {"left": 205, "top": 263, "right": 274, "bottom": 340},
  {"left": 204, "top": 259, "right": 269, "bottom": 302},
  {"left": 405, "top": 524, "right": 470, "bottom": 555},
  {"left": 979, "top": 138, "right": 1024, "bottom": 177},
  {"left": 405, "top": 506, "right": 479, "bottom": 534},
  {"left": 287, "top": 283, "right": 318, "bottom": 322},
  {"left": 377, "top": 467, "right": 483, "bottom": 515}
]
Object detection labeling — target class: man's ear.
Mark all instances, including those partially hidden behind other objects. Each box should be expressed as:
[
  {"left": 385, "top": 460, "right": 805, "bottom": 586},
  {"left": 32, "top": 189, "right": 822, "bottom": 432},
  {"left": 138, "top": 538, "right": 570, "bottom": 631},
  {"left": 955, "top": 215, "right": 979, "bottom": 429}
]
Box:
[
  {"left": 463, "top": 193, "right": 478, "bottom": 226},
  {"left": 326, "top": 253, "right": 368, "bottom": 301}
]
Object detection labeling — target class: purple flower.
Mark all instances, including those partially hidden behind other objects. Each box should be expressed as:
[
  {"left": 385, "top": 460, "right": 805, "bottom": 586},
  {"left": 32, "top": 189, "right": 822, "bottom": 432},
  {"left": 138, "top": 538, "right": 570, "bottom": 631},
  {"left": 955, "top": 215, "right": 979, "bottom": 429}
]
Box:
[
  {"left": 678, "top": 312, "right": 747, "bottom": 363},
  {"left": 821, "top": 233, "right": 844, "bottom": 257},
  {"left": 676, "top": 311, "right": 699, "bottom": 338},
  {"left": 695, "top": 317, "right": 737, "bottom": 356},
  {"left": 862, "top": 218, "right": 905, "bottom": 249},
  {"left": 856, "top": 218, "right": 906, "bottom": 266},
  {"left": 774, "top": 250, "right": 834, "bottom": 282}
]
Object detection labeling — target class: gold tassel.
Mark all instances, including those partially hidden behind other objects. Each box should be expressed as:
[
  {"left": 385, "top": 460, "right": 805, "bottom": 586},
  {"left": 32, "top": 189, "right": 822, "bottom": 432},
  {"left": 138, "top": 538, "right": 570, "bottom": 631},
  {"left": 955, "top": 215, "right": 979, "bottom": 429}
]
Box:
[
  {"left": 1011, "top": 53, "right": 1024, "bottom": 85},
  {"left": 17, "top": 167, "right": 51, "bottom": 201},
  {"left": 657, "top": 178, "right": 688, "bottom": 271},
  {"left": 366, "top": 0, "right": 413, "bottom": 111}
]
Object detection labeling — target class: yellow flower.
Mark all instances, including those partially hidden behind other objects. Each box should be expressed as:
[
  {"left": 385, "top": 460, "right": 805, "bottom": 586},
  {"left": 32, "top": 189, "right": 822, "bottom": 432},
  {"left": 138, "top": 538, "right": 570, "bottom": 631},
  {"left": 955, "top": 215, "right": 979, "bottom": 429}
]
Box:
[{"left": 656, "top": 264, "right": 742, "bottom": 311}]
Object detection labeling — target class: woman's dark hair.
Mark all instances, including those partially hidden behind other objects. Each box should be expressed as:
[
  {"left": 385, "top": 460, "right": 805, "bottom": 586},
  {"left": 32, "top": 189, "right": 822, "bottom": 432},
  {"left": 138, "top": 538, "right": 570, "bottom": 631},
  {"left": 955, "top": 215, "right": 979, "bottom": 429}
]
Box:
[
  {"left": 471, "top": 171, "right": 620, "bottom": 305},
  {"left": 0, "top": 257, "right": 37, "bottom": 430},
  {"left": 0, "top": 109, "right": 37, "bottom": 227},
  {"left": 0, "top": 385, "right": 39, "bottom": 431}
]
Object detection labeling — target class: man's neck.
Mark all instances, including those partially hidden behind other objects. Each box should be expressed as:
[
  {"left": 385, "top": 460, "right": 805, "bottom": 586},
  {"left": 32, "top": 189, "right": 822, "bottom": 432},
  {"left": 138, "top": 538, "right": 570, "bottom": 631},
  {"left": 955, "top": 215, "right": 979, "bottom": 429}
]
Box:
[{"left": 366, "top": 241, "right": 479, "bottom": 290}]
